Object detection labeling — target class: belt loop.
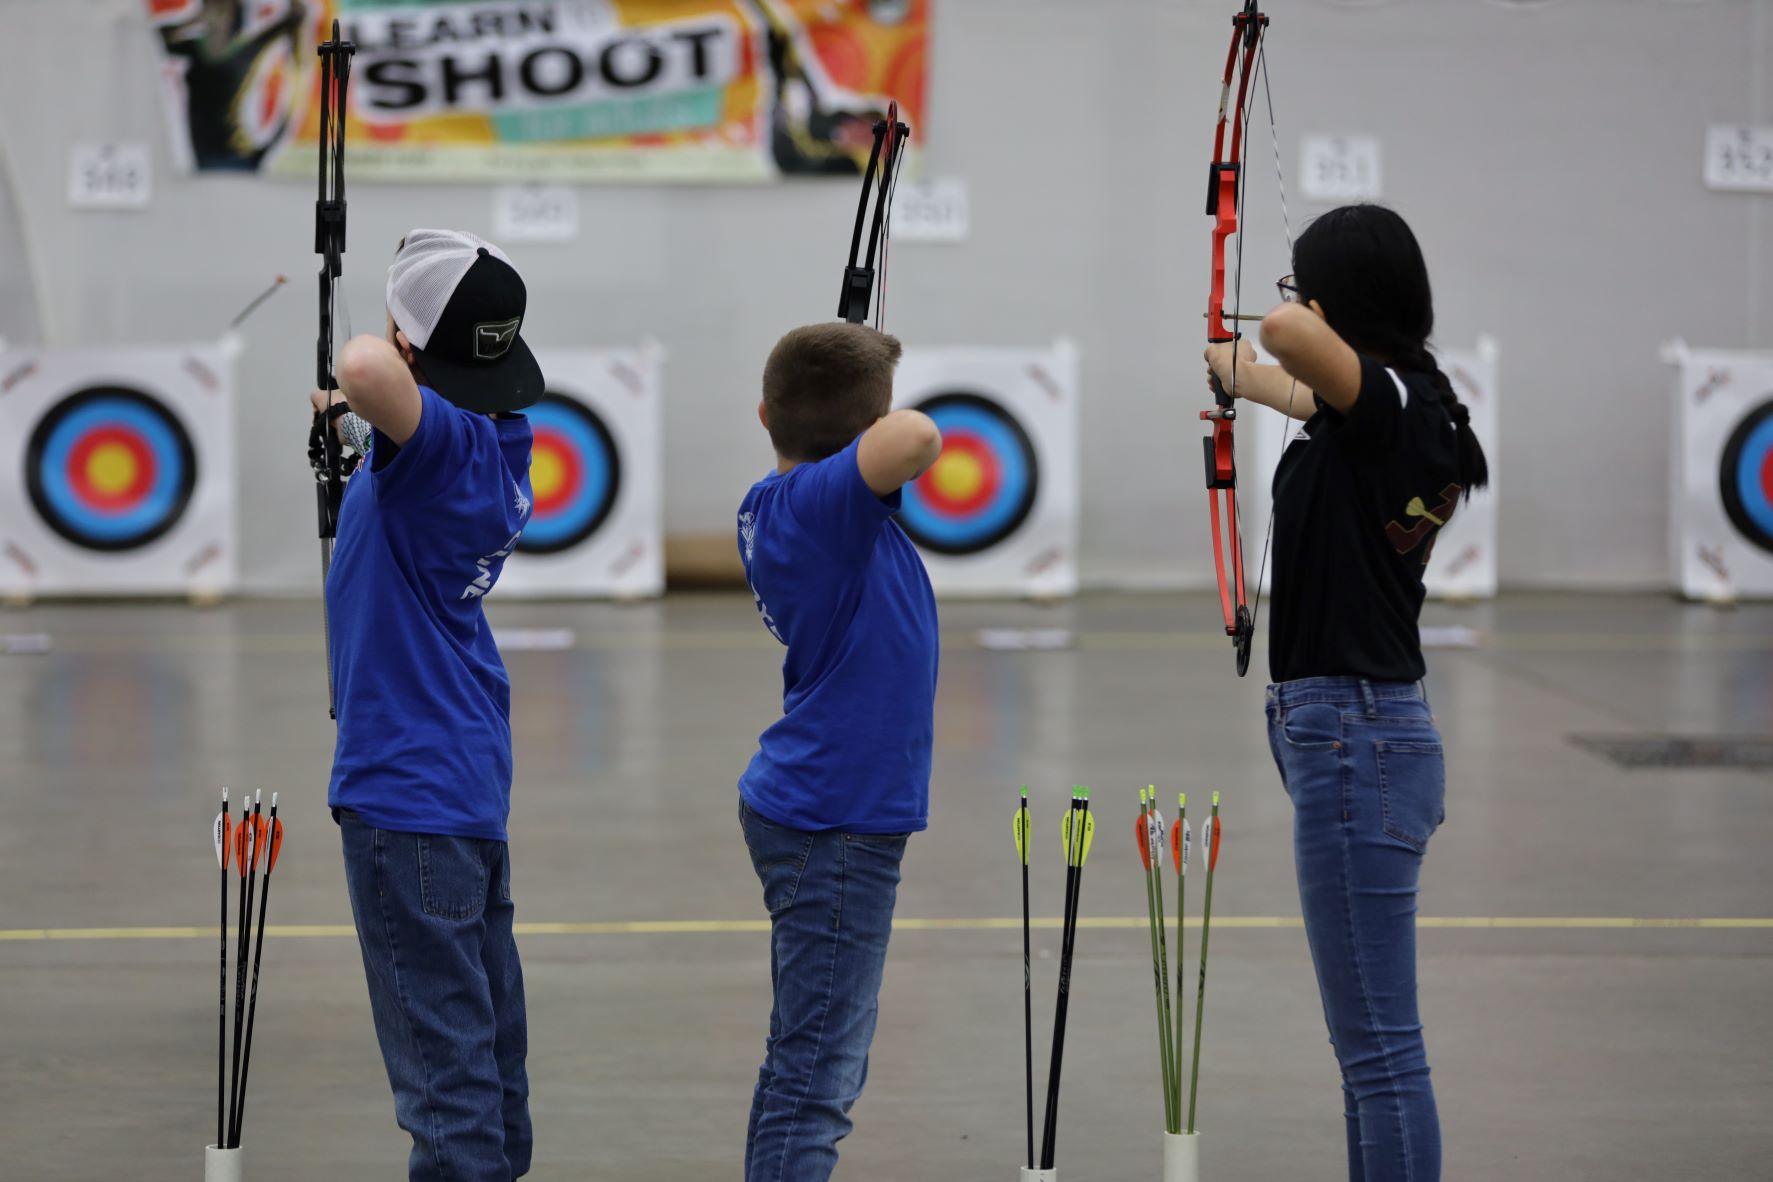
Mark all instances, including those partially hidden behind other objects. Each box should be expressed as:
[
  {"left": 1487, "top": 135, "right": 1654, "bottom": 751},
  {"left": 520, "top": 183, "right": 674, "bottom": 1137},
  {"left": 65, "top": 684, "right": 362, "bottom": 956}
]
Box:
[{"left": 1359, "top": 678, "right": 1377, "bottom": 718}]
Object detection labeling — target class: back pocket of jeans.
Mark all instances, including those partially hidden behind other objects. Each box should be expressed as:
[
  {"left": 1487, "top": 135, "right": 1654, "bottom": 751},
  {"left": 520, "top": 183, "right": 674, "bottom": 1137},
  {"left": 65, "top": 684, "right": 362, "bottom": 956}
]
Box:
[
  {"left": 1376, "top": 741, "right": 1446, "bottom": 852},
  {"left": 418, "top": 836, "right": 489, "bottom": 921}
]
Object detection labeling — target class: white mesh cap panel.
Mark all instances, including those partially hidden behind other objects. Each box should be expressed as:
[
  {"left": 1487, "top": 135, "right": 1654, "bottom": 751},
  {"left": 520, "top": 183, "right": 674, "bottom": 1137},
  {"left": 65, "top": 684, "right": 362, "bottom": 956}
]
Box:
[{"left": 385, "top": 229, "right": 516, "bottom": 349}]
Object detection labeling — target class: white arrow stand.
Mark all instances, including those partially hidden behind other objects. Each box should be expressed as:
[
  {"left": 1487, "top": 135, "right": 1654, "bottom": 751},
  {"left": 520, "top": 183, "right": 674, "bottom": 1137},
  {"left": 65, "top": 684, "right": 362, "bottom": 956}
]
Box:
[
  {"left": 204, "top": 1145, "right": 241, "bottom": 1180},
  {"left": 1164, "top": 1131, "right": 1201, "bottom": 1180}
]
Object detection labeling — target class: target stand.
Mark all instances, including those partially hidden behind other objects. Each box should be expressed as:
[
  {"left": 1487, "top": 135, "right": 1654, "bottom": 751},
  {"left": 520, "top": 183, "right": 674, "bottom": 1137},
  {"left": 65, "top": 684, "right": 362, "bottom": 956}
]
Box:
[
  {"left": 1248, "top": 337, "right": 1501, "bottom": 601},
  {"left": 1665, "top": 342, "right": 1773, "bottom": 601},
  {"left": 496, "top": 344, "right": 663, "bottom": 599},
  {"left": 894, "top": 341, "right": 1080, "bottom": 598},
  {"left": 0, "top": 342, "right": 238, "bottom": 600}
]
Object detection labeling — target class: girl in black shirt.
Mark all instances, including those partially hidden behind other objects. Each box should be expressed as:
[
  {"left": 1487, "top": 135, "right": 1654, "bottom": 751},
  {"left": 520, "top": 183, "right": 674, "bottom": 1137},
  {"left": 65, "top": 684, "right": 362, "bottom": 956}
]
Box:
[{"left": 1207, "top": 205, "right": 1488, "bottom": 1182}]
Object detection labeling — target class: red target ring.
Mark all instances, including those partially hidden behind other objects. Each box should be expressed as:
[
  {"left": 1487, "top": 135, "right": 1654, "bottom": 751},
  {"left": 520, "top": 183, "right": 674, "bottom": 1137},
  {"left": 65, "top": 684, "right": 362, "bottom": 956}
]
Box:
[
  {"left": 915, "top": 430, "right": 1000, "bottom": 517},
  {"left": 68, "top": 428, "right": 157, "bottom": 510}
]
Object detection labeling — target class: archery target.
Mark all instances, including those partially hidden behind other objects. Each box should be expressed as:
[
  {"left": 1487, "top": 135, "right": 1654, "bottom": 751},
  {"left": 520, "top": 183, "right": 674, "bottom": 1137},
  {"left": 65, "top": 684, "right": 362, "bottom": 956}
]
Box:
[
  {"left": 1719, "top": 401, "right": 1773, "bottom": 556},
  {"left": 496, "top": 345, "right": 663, "bottom": 599},
  {"left": 0, "top": 343, "right": 238, "bottom": 597},
  {"left": 900, "top": 393, "right": 1039, "bottom": 556},
  {"left": 1668, "top": 346, "right": 1773, "bottom": 599},
  {"left": 518, "top": 393, "right": 621, "bottom": 555},
  {"left": 26, "top": 386, "right": 198, "bottom": 551},
  {"left": 892, "top": 342, "right": 1079, "bottom": 597}
]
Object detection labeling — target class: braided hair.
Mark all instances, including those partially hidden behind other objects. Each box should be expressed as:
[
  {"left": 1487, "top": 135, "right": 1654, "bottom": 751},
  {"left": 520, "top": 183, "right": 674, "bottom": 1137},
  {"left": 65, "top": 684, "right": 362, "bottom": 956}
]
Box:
[{"left": 1291, "top": 205, "right": 1489, "bottom": 498}]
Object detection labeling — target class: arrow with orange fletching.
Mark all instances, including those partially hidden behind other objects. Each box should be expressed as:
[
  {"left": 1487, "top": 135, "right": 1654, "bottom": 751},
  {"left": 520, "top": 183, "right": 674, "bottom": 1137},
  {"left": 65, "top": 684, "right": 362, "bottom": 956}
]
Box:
[{"left": 230, "top": 793, "right": 283, "bottom": 1146}]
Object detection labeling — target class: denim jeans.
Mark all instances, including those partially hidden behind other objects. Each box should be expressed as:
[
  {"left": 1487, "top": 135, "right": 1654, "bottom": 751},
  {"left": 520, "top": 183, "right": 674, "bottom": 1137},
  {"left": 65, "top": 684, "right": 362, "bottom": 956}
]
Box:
[
  {"left": 338, "top": 810, "right": 532, "bottom": 1181},
  {"left": 739, "top": 799, "right": 909, "bottom": 1182},
  {"left": 1266, "top": 677, "right": 1445, "bottom": 1182}
]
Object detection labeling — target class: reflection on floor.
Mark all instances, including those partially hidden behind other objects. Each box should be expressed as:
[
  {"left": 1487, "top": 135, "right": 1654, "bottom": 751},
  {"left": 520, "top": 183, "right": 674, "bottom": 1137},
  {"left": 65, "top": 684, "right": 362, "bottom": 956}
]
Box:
[{"left": 1, "top": 593, "right": 1769, "bottom": 1179}]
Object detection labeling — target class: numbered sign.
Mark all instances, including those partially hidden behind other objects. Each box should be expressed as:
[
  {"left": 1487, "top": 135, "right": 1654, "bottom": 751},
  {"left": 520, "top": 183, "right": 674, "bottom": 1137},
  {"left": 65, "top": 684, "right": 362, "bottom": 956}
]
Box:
[
  {"left": 1704, "top": 125, "right": 1773, "bottom": 193},
  {"left": 889, "top": 177, "right": 970, "bottom": 243},
  {"left": 1300, "top": 135, "right": 1383, "bottom": 203},
  {"left": 492, "top": 184, "right": 581, "bottom": 243},
  {"left": 67, "top": 142, "right": 153, "bottom": 210}
]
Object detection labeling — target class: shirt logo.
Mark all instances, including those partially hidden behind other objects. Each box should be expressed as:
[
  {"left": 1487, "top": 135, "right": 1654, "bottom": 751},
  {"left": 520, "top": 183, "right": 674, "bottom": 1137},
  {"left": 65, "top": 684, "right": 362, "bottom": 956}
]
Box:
[
  {"left": 1385, "top": 483, "right": 1463, "bottom": 566},
  {"left": 461, "top": 529, "right": 523, "bottom": 600},
  {"left": 738, "top": 511, "right": 758, "bottom": 563},
  {"left": 514, "top": 482, "right": 531, "bottom": 520},
  {"left": 474, "top": 317, "right": 521, "bottom": 360}
]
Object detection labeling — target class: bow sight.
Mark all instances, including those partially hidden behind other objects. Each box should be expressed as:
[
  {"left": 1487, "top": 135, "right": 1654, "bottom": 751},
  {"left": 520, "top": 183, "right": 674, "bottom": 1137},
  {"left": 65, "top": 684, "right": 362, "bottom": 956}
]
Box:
[{"left": 837, "top": 101, "right": 910, "bottom": 327}]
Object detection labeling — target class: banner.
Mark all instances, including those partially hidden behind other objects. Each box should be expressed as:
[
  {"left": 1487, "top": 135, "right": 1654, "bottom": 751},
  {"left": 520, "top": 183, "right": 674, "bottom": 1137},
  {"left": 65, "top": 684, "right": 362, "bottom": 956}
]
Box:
[
  {"left": 149, "top": 0, "right": 928, "bottom": 182},
  {"left": 1665, "top": 343, "right": 1773, "bottom": 602},
  {"left": 0, "top": 341, "right": 239, "bottom": 598}
]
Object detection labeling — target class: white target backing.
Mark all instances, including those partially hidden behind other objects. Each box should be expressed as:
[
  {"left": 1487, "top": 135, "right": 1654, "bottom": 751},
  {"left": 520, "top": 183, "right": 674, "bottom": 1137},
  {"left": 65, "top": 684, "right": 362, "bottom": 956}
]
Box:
[
  {"left": 495, "top": 343, "right": 663, "bottom": 599},
  {"left": 1665, "top": 343, "right": 1773, "bottom": 601},
  {"left": 0, "top": 341, "right": 238, "bottom": 597},
  {"left": 892, "top": 340, "right": 1079, "bottom": 598}
]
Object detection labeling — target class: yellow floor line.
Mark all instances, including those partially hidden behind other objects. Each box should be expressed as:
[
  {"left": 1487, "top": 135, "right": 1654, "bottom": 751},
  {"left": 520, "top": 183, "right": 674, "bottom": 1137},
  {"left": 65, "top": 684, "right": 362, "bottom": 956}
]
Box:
[{"left": 1, "top": 916, "right": 1769, "bottom": 942}]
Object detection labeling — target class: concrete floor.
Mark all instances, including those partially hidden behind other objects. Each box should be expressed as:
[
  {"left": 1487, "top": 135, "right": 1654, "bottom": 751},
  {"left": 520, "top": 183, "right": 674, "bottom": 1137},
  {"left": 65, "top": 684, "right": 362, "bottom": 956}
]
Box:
[{"left": 1, "top": 592, "right": 1770, "bottom": 1181}]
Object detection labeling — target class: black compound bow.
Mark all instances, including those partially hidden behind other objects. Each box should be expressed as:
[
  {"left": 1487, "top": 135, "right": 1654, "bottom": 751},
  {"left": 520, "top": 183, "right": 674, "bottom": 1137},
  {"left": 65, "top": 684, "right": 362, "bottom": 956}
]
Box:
[
  {"left": 836, "top": 100, "right": 910, "bottom": 328},
  {"left": 312, "top": 21, "right": 355, "bottom": 718}
]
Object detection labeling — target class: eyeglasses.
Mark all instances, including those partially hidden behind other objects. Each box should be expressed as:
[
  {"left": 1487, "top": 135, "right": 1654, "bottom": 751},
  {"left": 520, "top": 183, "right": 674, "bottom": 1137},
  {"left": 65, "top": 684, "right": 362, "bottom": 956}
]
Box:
[{"left": 1277, "top": 275, "right": 1302, "bottom": 304}]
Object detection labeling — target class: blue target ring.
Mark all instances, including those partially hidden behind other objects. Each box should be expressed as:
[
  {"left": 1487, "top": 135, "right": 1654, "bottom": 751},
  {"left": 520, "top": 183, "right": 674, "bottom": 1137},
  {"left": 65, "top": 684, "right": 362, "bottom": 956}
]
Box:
[
  {"left": 25, "top": 386, "right": 197, "bottom": 552},
  {"left": 898, "top": 392, "right": 1039, "bottom": 556},
  {"left": 1720, "top": 399, "right": 1773, "bottom": 556},
  {"left": 517, "top": 392, "right": 621, "bottom": 555}
]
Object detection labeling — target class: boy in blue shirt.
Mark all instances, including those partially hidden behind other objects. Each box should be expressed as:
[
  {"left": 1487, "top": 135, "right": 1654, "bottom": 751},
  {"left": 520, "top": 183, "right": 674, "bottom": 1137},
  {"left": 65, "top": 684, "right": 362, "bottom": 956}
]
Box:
[
  {"left": 736, "top": 322, "right": 943, "bottom": 1181},
  {"left": 311, "top": 229, "right": 541, "bottom": 1182}
]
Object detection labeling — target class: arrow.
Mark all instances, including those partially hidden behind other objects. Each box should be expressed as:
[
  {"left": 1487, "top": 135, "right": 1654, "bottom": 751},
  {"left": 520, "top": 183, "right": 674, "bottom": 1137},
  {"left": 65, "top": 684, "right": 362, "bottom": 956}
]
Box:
[
  {"left": 1040, "top": 789, "right": 1093, "bottom": 1170},
  {"left": 1186, "top": 791, "right": 1224, "bottom": 1134},
  {"left": 1138, "top": 788, "right": 1179, "bottom": 1132},
  {"left": 230, "top": 793, "right": 283, "bottom": 1147},
  {"left": 1013, "top": 787, "right": 1033, "bottom": 1171},
  {"left": 226, "top": 792, "right": 262, "bottom": 1146},
  {"left": 213, "top": 789, "right": 231, "bottom": 1151},
  {"left": 1172, "top": 792, "right": 1190, "bottom": 1131}
]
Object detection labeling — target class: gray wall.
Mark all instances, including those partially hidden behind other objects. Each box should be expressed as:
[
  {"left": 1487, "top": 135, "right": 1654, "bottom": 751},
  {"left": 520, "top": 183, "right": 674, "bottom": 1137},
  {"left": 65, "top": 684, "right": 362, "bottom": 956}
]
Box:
[{"left": 2, "top": 0, "right": 1770, "bottom": 592}]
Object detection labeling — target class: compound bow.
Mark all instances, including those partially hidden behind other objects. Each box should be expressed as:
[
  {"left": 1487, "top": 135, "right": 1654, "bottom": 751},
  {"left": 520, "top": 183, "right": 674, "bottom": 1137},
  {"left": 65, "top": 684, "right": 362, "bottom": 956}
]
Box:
[
  {"left": 312, "top": 21, "right": 355, "bottom": 718},
  {"left": 837, "top": 100, "right": 910, "bottom": 328},
  {"left": 1202, "top": 0, "right": 1290, "bottom": 678}
]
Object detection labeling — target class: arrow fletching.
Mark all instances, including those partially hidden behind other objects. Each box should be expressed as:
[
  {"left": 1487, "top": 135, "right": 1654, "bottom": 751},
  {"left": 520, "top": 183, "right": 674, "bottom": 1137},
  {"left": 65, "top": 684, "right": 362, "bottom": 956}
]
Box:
[
  {"left": 1014, "top": 787, "right": 1031, "bottom": 866},
  {"left": 1077, "top": 794, "right": 1096, "bottom": 867},
  {"left": 232, "top": 812, "right": 253, "bottom": 876},
  {"left": 265, "top": 818, "right": 284, "bottom": 874},
  {"left": 214, "top": 790, "right": 231, "bottom": 871},
  {"left": 1207, "top": 816, "right": 1222, "bottom": 872},
  {"left": 1135, "top": 788, "right": 1153, "bottom": 871}
]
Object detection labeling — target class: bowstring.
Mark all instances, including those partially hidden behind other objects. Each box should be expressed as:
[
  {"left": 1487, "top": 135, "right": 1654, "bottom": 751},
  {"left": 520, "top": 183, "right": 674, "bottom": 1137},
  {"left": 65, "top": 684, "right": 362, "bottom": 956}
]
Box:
[{"left": 1247, "top": 39, "right": 1296, "bottom": 640}]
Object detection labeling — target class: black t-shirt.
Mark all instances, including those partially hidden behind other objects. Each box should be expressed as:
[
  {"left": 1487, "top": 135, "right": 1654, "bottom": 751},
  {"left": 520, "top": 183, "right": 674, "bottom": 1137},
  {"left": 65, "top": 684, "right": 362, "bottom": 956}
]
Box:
[{"left": 1267, "top": 356, "right": 1465, "bottom": 684}]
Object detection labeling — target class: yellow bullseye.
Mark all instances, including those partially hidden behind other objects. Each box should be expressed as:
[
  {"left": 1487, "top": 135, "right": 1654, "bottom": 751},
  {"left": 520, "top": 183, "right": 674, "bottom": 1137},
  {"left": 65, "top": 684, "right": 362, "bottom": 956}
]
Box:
[
  {"left": 929, "top": 449, "right": 984, "bottom": 500},
  {"left": 86, "top": 442, "right": 139, "bottom": 496},
  {"left": 530, "top": 448, "right": 566, "bottom": 499}
]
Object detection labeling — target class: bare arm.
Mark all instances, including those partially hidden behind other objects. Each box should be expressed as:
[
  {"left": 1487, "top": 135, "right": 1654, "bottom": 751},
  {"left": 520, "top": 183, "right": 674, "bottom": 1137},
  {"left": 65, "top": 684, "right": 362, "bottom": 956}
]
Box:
[
  {"left": 856, "top": 409, "right": 943, "bottom": 496},
  {"left": 335, "top": 334, "right": 423, "bottom": 446},
  {"left": 1258, "top": 302, "right": 1363, "bottom": 415},
  {"left": 1204, "top": 339, "right": 1315, "bottom": 421}
]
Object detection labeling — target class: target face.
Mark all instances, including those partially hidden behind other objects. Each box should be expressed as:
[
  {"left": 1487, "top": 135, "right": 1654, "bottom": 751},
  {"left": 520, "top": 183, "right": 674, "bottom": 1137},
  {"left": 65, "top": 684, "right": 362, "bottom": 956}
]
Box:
[
  {"left": 24, "top": 386, "right": 198, "bottom": 551},
  {"left": 899, "top": 392, "right": 1039, "bottom": 556},
  {"left": 1720, "top": 399, "right": 1773, "bottom": 555},
  {"left": 517, "top": 392, "right": 621, "bottom": 555}
]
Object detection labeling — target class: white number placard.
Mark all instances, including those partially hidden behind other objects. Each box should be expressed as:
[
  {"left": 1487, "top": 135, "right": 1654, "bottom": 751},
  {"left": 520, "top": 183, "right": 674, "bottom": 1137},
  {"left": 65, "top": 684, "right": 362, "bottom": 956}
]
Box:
[
  {"left": 1300, "top": 135, "right": 1383, "bottom": 203},
  {"left": 1704, "top": 125, "right": 1773, "bottom": 193},
  {"left": 492, "top": 184, "right": 580, "bottom": 243},
  {"left": 889, "top": 177, "right": 970, "bottom": 243},
  {"left": 67, "top": 142, "right": 152, "bottom": 210}
]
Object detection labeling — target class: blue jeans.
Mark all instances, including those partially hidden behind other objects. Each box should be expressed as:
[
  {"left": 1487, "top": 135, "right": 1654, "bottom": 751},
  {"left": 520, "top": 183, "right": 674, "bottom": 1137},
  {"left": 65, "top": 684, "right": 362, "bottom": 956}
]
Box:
[
  {"left": 739, "top": 799, "right": 909, "bottom": 1182},
  {"left": 1266, "top": 678, "right": 1445, "bottom": 1182},
  {"left": 338, "top": 811, "right": 532, "bottom": 1181}
]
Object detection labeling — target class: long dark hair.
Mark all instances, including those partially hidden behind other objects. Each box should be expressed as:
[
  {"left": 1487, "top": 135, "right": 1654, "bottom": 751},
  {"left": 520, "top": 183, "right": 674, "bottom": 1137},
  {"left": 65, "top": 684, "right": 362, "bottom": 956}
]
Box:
[{"left": 1291, "top": 204, "right": 1489, "bottom": 497}]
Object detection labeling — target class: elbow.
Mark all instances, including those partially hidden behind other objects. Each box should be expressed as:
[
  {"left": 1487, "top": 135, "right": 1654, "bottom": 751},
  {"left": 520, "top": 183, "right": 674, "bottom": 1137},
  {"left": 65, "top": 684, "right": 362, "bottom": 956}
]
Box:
[
  {"left": 909, "top": 414, "right": 943, "bottom": 474},
  {"left": 1259, "top": 304, "right": 1309, "bottom": 366},
  {"left": 335, "top": 334, "right": 392, "bottom": 393}
]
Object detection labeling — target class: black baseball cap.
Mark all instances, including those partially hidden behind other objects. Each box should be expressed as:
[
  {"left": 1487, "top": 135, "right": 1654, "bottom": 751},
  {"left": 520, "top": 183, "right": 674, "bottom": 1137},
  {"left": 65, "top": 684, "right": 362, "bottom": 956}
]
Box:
[{"left": 385, "top": 229, "right": 544, "bottom": 414}]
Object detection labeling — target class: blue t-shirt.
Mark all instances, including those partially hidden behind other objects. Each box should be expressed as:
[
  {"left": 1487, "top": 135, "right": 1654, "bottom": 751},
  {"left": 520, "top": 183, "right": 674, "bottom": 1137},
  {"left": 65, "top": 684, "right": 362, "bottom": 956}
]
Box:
[
  {"left": 326, "top": 385, "right": 534, "bottom": 841},
  {"left": 737, "top": 437, "right": 940, "bottom": 833}
]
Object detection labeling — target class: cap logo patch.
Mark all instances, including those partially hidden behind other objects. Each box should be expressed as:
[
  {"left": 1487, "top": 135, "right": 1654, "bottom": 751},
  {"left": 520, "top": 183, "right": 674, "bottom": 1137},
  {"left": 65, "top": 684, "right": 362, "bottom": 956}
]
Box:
[{"left": 474, "top": 317, "right": 521, "bottom": 360}]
